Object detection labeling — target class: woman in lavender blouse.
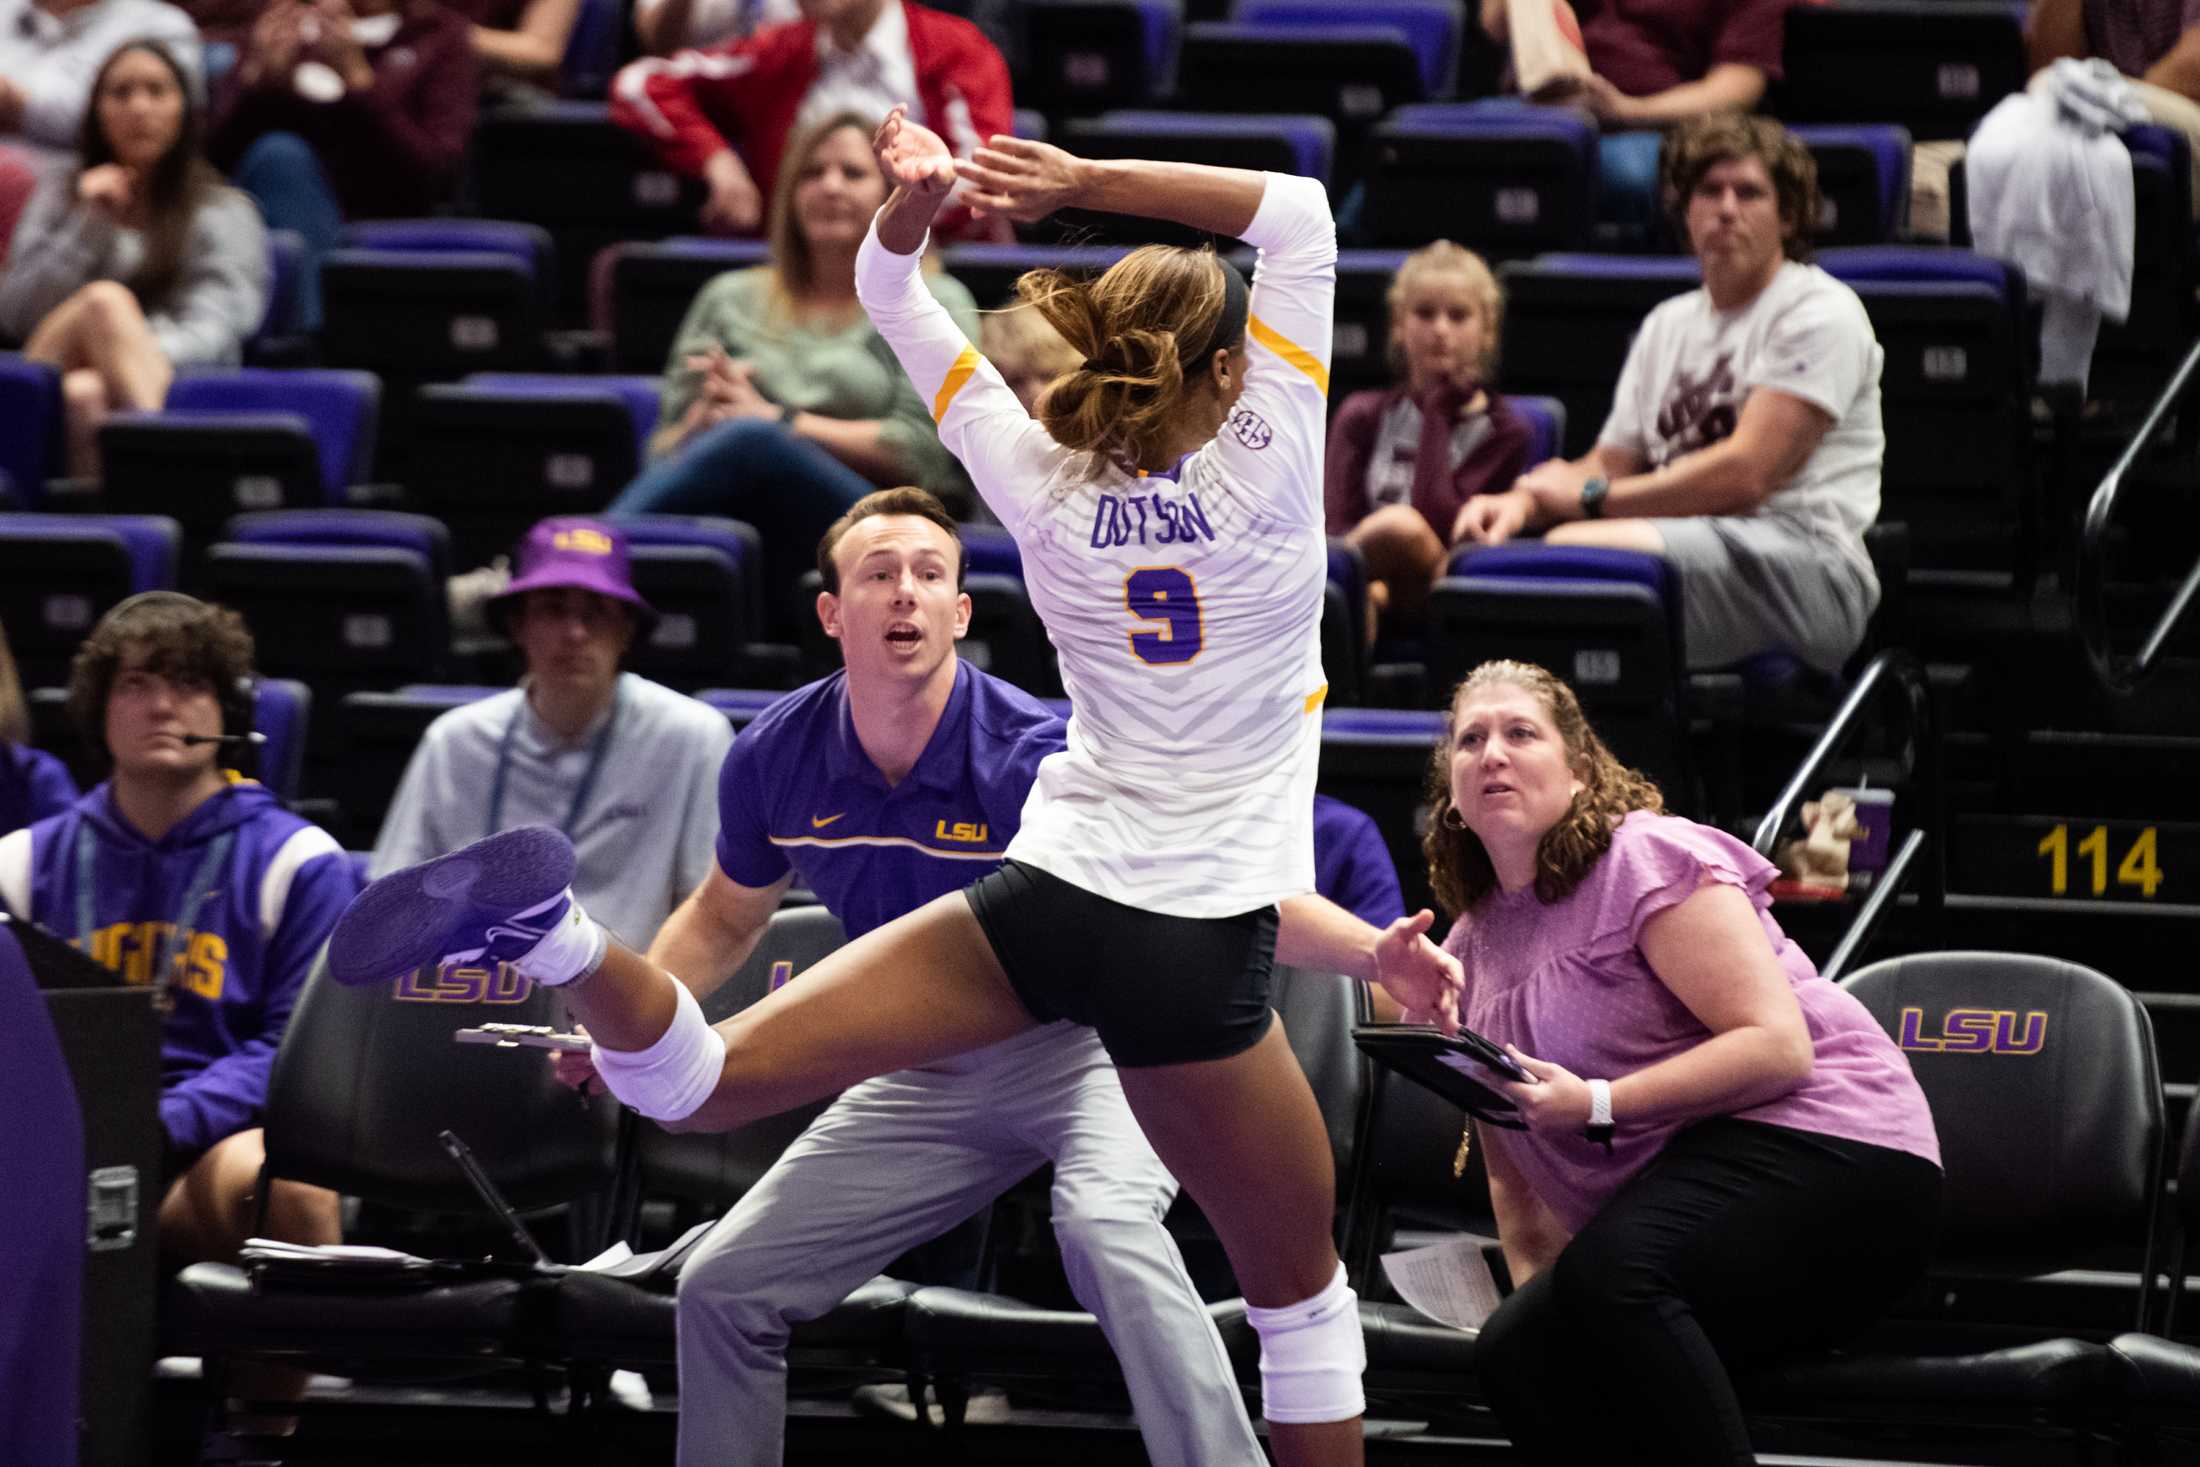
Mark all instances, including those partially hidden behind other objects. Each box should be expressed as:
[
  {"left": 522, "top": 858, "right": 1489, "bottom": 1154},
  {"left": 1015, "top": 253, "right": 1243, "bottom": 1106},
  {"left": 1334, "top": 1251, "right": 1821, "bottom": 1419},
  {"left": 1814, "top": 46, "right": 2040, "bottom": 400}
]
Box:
[{"left": 1423, "top": 658, "right": 1942, "bottom": 1465}]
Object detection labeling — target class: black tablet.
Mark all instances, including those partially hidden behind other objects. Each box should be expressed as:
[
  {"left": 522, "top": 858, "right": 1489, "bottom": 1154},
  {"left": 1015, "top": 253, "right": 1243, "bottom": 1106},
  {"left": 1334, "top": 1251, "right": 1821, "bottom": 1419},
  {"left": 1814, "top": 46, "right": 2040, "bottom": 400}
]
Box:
[{"left": 1353, "top": 1023, "right": 1530, "bottom": 1129}]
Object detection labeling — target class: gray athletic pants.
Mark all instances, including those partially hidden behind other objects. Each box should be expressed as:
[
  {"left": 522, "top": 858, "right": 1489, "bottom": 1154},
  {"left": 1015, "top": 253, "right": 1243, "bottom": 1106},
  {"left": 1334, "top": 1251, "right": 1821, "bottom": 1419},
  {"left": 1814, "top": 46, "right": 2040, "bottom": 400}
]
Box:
[{"left": 673, "top": 1020, "right": 1264, "bottom": 1467}]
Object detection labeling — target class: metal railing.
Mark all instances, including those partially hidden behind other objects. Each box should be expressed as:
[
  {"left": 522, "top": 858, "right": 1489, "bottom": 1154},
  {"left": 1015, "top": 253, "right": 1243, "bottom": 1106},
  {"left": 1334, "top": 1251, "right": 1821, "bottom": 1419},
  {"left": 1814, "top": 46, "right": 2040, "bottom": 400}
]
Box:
[
  {"left": 2079, "top": 336, "right": 2200, "bottom": 696},
  {"left": 1752, "top": 651, "right": 1942, "bottom": 983}
]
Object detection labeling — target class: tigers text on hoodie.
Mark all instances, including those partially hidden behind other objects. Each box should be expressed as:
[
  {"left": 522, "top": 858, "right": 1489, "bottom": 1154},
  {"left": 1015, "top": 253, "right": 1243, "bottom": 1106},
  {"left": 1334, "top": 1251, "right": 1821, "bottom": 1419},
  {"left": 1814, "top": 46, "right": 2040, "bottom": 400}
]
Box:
[{"left": 0, "top": 777, "right": 360, "bottom": 1155}]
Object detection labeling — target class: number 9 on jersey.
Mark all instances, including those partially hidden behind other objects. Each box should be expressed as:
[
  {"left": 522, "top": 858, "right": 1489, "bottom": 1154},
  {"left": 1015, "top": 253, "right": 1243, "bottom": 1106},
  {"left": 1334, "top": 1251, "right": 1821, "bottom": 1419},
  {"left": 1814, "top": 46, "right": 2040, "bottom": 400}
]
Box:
[{"left": 1124, "top": 566, "right": 1203, "bottom": 666}]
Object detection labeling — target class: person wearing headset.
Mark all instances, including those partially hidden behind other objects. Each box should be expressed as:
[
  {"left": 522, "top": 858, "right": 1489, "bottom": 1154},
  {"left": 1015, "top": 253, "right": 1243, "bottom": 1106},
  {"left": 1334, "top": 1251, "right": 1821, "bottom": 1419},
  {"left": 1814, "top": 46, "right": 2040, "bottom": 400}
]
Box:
[{"left": 0, "top": 591, "right": 359, "bottom": 1270}]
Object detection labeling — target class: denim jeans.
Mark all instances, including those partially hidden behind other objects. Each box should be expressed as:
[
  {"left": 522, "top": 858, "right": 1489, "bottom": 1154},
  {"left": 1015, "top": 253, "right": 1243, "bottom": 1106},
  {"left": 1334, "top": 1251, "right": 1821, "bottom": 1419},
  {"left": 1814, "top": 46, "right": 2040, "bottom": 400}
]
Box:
[{"left": 232, "top": 132, "right": 344, "bottom": 331}]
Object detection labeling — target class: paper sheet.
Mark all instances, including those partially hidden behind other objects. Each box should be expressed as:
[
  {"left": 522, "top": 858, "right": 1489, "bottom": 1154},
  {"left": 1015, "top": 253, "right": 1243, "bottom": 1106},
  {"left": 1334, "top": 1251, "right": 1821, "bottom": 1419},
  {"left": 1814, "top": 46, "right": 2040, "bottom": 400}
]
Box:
[{"left": 1380, "top": 1234, "right": 1506, "bottom": 1331}]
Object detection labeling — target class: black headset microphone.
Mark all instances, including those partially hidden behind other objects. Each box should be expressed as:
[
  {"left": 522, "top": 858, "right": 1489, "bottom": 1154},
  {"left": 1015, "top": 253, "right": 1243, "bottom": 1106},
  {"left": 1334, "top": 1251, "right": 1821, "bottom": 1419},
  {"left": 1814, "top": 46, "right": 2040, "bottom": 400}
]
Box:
[{"left": 178, "top": 731, "right": 268, "bottom": 748}]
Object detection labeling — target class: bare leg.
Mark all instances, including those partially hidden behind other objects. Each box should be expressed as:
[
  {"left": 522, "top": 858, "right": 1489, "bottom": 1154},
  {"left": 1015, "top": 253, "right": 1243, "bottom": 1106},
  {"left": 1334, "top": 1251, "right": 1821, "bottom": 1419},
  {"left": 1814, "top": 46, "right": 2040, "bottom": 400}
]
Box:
[
  {"left": 57, "top": 369, "right": 106, "bottom": 482},
  {"left": 21, "top": 288, "right": 92, "bottom": 366},
  {"left": 27, "top": 282, "right": 172, "bottom": 480},
  {"left": 74, "top": 279, "right": 173, "bottom": 409},
  {"left": 158, "top": 1127, "right": 341, "bottom": 1265},
  {"left": 1346, "top": 504, "right": 1448, "bottom": 634},
  {"left": 1116, "top": 1018, "right": 1364, "bottom": 1467},
  {"left": 159, "top": 1128, "right": 342, "bottom": 1428},
  {"left": 1546, "top": 518, "right": 1668, "bottom": 554},
  {"left": 566, "top": 891, "right": 1038, "bottom": 1132}
]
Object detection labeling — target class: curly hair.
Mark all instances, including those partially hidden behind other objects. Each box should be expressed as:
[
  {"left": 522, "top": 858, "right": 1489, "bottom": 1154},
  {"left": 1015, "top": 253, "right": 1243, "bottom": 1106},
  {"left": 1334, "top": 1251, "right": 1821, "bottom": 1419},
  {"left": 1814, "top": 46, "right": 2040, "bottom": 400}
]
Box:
[
  {"left": 1658, "top": 113, "right": 1820, "bottom": 264},
  {"left": 1421, "top": 661, "right": 1665, "bottom": 915},
  {"left": 1016, "top": 244, "right": 1238, "bottom": 477},
  {"left": 1385, "top": 239, "right": 1504, "bottom": 382},
  {"left": 67, "top": 592, "right": 255, "bottom": 755}
]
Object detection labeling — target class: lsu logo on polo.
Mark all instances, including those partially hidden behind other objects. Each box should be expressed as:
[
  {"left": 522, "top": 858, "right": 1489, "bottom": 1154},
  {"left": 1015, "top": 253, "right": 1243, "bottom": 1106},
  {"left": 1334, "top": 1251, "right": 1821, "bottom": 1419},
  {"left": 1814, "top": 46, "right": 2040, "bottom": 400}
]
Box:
[
  {"left": 1896, "top": 1007, "right": 2048, "bottom": 1055},
  {"left": 393, "top": 963, "right": 534, "bottom": 1005},
  {"left": 935, "top": 820, "right": 990, "bottom": 844},
  {"left": 553, "top": 526, "right": 615, "bottom": 556}
]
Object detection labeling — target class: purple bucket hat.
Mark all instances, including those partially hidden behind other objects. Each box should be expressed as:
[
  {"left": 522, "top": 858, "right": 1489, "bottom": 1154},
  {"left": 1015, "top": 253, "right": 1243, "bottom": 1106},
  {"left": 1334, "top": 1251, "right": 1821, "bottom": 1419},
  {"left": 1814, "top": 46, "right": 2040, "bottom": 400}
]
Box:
[{"left": 487, "top": 517, "right": 656, "bottom": 631}]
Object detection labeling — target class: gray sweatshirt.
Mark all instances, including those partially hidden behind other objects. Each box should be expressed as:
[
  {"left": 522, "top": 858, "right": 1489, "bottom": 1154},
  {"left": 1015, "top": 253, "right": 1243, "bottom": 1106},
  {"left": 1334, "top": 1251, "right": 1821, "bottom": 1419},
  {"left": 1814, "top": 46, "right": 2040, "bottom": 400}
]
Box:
[
  {"left": 0, "top": 171, "right": 268, "bottom": 366},
  {"left": 370, "top": 674, "right": 734, "bottom": 950}
]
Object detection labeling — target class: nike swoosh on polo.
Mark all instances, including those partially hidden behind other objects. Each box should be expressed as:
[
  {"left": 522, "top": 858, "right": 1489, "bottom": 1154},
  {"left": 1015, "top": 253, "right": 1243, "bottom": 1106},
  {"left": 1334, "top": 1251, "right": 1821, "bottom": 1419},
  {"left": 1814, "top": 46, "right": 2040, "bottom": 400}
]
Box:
[{"left": 811, "top": 812, "right": 846, "bottom": 829}]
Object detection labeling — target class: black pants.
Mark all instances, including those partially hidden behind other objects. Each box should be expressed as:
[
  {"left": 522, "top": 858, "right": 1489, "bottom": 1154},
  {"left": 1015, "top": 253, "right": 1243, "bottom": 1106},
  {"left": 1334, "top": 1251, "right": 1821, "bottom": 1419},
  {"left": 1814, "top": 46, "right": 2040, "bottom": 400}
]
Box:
[{"left": 1477, "top": 1117, "right": 1943, "bottom": 1465}]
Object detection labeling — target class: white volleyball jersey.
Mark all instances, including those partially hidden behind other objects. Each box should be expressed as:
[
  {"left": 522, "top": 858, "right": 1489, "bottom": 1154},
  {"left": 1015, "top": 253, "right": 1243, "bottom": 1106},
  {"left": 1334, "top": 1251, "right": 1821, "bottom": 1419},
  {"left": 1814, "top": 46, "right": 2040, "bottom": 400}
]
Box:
[{"left": 855, "top": 173, "right": 1336, "bottom": 917}]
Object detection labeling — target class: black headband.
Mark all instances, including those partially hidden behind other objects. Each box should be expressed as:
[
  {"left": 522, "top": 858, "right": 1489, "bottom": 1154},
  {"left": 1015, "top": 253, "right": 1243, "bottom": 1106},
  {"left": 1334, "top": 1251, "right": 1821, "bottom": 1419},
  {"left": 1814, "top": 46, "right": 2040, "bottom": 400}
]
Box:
[{"left": 1082, "top": 256, "right": 1251, "bottom": 377}]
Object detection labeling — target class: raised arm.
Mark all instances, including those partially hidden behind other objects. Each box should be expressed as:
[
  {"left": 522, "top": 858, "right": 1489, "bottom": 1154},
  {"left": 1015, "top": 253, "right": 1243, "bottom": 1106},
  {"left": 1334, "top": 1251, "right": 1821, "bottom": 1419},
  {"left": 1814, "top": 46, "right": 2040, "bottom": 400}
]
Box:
[{"left": 869, "top": 104, "right": 1266, "bottom": 251}]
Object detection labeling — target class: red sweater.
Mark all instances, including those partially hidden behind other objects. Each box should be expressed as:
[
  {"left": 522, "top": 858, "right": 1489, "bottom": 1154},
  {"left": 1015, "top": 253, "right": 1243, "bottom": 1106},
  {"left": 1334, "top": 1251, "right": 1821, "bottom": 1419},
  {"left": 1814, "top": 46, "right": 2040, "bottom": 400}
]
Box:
[
  {"left": 1324, "top": 383, "right": 1534, "bottom": 541},
  {"left": 609, "top": 1, "right": 1012, "bottom": 239}
]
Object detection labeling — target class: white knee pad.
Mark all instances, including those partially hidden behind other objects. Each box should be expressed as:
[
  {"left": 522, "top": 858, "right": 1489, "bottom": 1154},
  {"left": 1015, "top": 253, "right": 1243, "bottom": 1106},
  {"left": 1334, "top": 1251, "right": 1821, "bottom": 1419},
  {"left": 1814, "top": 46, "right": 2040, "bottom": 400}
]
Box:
[
  {"left": 1245, "top": 1262, "right": 1366, "bottom": 1425},
  {"left": 590, "top": 979, "right": 725, "bottom": 1123}
]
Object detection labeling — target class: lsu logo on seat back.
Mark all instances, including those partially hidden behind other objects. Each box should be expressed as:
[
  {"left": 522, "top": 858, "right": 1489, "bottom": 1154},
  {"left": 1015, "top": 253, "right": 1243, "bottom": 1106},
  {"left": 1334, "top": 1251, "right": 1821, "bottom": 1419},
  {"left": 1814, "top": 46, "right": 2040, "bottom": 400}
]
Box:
[
  {"left": 393, "top": 964, "right": 534, "bottom": 1005},
  {"left": 1896, "top": 1007, "right": 2048, "bottom": 1055}
]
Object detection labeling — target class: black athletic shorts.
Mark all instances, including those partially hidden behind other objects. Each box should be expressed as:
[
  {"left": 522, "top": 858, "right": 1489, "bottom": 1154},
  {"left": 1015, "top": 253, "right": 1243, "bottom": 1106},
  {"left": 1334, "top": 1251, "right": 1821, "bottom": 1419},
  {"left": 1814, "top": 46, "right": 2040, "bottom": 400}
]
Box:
[{"left": 964, "top": 858, "right": 1277, "bottom": 1068}]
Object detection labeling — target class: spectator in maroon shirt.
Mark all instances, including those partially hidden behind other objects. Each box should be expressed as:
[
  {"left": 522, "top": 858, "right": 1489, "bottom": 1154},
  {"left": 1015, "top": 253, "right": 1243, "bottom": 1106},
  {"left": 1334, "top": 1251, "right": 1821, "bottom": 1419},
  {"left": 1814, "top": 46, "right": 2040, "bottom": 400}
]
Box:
[
  {"left": 1325, "top": 242, "right": 1533, "bottom": 636},
  {"left": 1480, "top": 0, "right": 1791, "bottom": 238},
  {"left": 208, "top": 0, "right": 476, "bottom": 327}
]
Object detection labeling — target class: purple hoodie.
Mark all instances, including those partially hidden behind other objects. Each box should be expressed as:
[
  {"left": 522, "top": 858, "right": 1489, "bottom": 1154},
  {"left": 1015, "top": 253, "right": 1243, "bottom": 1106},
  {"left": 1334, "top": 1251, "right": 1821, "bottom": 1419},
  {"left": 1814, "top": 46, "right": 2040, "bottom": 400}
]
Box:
[{"left": 0, "top": 777, "right": 360, "bottom": 1155}]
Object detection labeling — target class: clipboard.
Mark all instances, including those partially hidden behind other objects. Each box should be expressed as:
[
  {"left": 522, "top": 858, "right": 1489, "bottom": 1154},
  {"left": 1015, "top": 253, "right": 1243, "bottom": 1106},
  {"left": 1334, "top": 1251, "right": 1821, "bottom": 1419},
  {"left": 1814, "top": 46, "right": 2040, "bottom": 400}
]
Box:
[{"left": 1354, "top": 1023, "right": 1530, "bottom": 1129}]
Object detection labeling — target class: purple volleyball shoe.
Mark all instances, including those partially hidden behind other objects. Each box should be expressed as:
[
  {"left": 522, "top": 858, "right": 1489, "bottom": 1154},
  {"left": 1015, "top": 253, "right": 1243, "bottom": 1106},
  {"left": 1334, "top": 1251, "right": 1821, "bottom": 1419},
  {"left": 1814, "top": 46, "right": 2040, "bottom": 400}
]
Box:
[{"left": 327, "top": 825, "right": 578, "bottom": 987}]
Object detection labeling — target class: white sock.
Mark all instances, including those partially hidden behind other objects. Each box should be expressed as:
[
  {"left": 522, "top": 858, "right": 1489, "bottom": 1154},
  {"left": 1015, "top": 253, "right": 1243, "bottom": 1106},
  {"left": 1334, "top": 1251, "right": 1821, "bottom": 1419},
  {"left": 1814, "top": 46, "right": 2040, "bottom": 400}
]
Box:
[{"left": 509, "top": 893, "right": 608, "bottom": 988}]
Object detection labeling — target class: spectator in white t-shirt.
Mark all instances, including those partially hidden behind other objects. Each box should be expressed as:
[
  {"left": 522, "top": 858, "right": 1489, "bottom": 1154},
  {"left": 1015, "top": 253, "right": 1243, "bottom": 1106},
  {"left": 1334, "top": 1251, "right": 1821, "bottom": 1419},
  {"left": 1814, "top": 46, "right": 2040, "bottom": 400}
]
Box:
[{"left": 1459, "top": 114, "right": 1884, "bottom": 673}]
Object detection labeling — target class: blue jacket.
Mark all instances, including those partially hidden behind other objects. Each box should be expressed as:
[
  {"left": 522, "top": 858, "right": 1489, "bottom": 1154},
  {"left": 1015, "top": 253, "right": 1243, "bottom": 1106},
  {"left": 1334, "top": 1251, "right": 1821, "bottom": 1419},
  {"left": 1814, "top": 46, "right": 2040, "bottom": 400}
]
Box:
[{"left": 0, "top": 777, "right": 359, "bottom": 1154}]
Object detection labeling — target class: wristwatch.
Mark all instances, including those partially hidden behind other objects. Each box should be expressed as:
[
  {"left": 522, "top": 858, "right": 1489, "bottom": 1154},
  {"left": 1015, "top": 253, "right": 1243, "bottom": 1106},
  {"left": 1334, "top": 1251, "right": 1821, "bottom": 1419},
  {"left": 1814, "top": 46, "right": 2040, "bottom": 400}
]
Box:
[
  {"left": 1583, "top": 1078, "right": 1615, "bottom": 1151},
  {"left": 778, "top": 402, "right": 800, "bottom": 427},
  {"left": 1579, "top": 475, "right": 1610, "bottom": 520}
]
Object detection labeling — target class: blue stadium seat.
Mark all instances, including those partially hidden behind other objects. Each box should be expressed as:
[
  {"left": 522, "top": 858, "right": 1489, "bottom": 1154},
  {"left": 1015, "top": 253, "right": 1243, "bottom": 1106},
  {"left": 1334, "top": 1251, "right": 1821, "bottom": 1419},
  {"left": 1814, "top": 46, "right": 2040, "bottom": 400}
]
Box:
[
  {"left": 1177, "top": 21, "right": 1427, "bottom": 144},
  {"left": 602, "top": 236, "right": 774, "bottom": 374},
  {"left": 1016, "top": 0, "right": 1182, "bottom": 115},
  {"left": 408, "top": 376, "right": 662, "bottom": 568},
  {"left": 101, "top": 369, "right": 382, "bottom": 544},
  {"left": 606, "top": 514, "right": 763, "bottom": 688},
  {"left": 476, "top": 104, "right": 705, "bottom": 320},
  {"left": 1430, "top": 544, "right": 1695, "bottom": 802},
  {"left": 1323, "top": 537, "right": 1368, "bottom": 707},
  {"left": 334, "top": 684, "right": 497, "bottom": 843},
  {"left": 940, "top": 242, "right": 1133, "bottom": 311},
  {"left": 1511, "top": 394, "right": 1566, "bottom": 470},
  {"left": 321, "top": 220, "right": 556, "bottom": 377},
  {"left": 0, "top": 355, "right": 61, "bottom": 504},
  {"left": 205, "top": 542, "right": 448, "bottom": 689},
  {"left": 249, "top": 228, "right": 311, "bottom": 356},
  {"left": 959, "top": 522, "right": 1023, "bottom": 578},
  {"left": 1061, "top": 109, "right": 1336, "bottom": 189},
  {"left": 1317, "top": 707, "right": 1445, "bottom": 916},
  {"left": 1496, "top": 253, "right": 1703, "bottom": 455},
  {"left": 1364, "top": 106, "right": 1598, "bottom": 254},
  {"left": 249, "top": 677, "right": 312, "bottom": 802},
  {"left": 0, "top": 514, "right": 181, "bottom": 686},
  {"left": 693, "top": 687, "right": 784, "bottom": 731},
  {"left": 1818, "top": 246, "right": 2032, "bottom": 584},
  {"left": 1234, "top": 0, "right": 1460, "bottom": 98},
  {"left": 222, "top": 509, "right": 451, "bottom": 583},
  {"left": 1779, "top": 0, "right": 2028, "bottom": 142},
  {"left": 1790, "top": 124, "right": 1913, "bottom": 245}
]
